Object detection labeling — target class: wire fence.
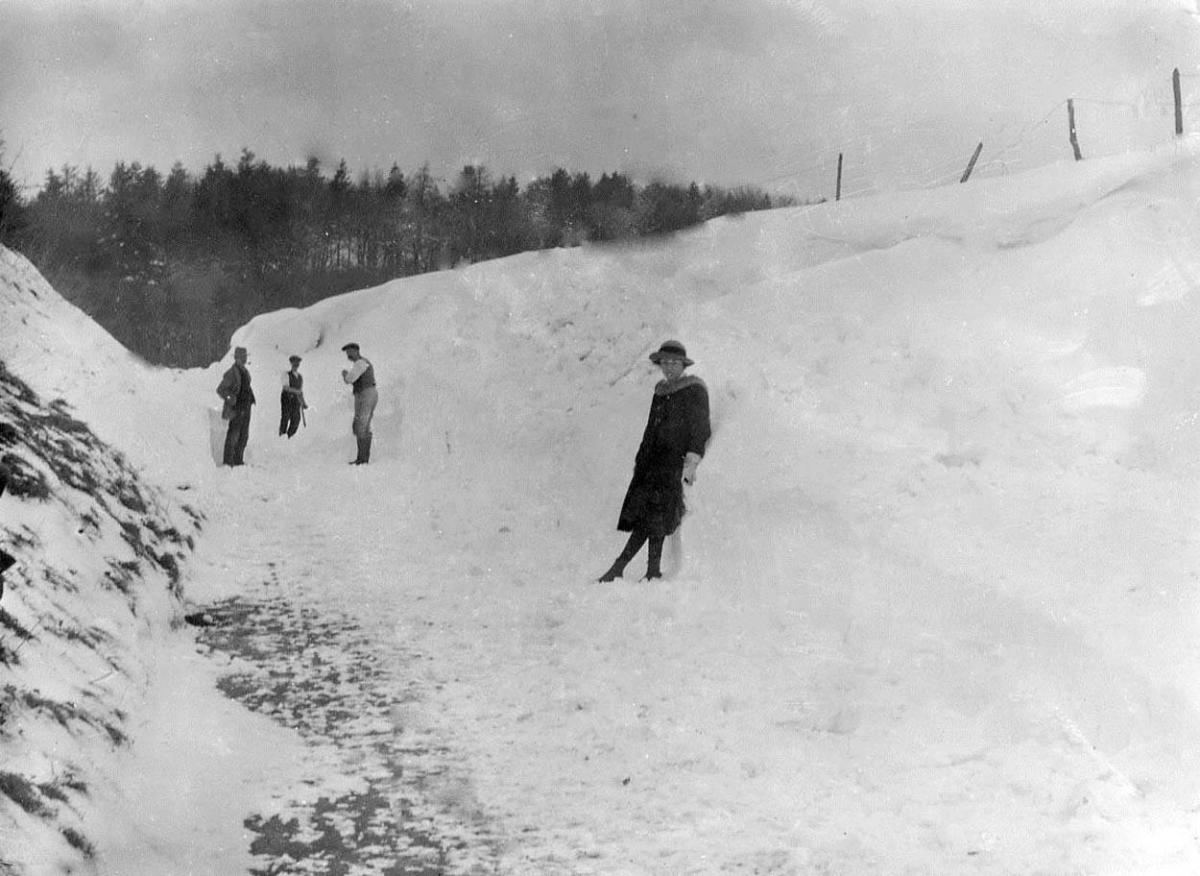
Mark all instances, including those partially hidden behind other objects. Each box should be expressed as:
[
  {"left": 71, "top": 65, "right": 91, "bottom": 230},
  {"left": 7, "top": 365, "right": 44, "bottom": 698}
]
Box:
[{"left": 757, "top": 67, "right": 1199, "bottom": 205}]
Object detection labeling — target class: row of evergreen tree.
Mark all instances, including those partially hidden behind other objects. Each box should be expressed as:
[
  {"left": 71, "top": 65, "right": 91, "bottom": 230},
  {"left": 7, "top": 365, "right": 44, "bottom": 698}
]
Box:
[{"left": 0, "top": 148, "right": 797, "bottom": 366}]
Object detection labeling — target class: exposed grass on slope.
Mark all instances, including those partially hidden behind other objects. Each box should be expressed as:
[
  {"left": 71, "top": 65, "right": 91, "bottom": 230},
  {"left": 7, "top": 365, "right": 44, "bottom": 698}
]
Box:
[{"left": 0, "top": 357, "right": 201, "bottom": 872}]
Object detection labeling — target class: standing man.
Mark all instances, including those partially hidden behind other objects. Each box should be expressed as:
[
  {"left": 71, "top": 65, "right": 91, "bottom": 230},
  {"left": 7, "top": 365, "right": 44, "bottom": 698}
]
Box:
[
  {"left": 216, "top": 346, "right": 256, "bottom": 466},
  {"left": 279, "top": 354, "right": 306, "bottom": 438},
  {"left": 341, "top": 342, "right": 377, "bottom": 465}
]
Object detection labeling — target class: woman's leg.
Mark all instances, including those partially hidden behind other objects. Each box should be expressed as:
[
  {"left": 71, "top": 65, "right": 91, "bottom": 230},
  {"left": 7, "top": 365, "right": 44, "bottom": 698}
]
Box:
[
  {"left": 644, "top": 536, "right": 665, "bottom": 580},
  {"left": 598, "top": 530, "right": 648, "bottom": 582}
]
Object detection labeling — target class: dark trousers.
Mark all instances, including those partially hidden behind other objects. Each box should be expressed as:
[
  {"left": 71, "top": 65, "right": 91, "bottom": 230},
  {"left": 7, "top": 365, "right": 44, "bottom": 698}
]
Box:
[
  {"left": 279, "top": 394, "right": 302, "bottom": 437},
  {"left": 223, "top": 409, "right": 251, "bottom": 466}
]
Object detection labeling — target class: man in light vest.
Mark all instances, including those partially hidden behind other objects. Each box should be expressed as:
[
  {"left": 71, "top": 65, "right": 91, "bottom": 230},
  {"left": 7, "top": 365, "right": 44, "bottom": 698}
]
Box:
[
  {"left": 341, "top": 343, "right": 377, "bottom": 465},
  {"left": 279, "top": 355, "right": 306, "bottom": 438}
]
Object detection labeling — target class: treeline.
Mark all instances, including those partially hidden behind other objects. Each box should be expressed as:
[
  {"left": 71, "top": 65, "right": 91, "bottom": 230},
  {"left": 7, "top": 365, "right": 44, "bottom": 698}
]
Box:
[{"left": 0, "top": 149, "right": 797, "bottom": 366}]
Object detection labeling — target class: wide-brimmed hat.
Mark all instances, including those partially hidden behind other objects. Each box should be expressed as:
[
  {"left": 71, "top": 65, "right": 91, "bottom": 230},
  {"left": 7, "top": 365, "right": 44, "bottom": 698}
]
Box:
[
  {"left": 341, "top": 342, "right": 360, "bottom": 352},
  {"left": 288, "top": 354, "right": 302, "bottom": 363},
  {"left": 649, "top": 339, "right": 693, "bottom": 366}
]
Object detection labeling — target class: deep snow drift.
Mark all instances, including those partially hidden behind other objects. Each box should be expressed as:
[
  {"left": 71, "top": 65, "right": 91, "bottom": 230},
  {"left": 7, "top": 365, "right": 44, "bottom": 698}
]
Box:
[{"left": 5, "top": 140, "right": 1200, "bottom": 873}]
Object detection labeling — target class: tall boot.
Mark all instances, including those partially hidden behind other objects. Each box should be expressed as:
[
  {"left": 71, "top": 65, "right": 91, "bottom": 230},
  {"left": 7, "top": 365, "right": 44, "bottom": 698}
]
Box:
[
  {"left": 643, "top": 536, "right": 664, "bottom": 580},
  {"left": 598, "top": 531, "right": 647, "bottom": 582}
]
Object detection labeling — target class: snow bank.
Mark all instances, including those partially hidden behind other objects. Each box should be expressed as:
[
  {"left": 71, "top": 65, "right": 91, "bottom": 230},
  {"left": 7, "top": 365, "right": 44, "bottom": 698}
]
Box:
[{"left": 0, "top": 250, "right": 308, "bottom": 875}]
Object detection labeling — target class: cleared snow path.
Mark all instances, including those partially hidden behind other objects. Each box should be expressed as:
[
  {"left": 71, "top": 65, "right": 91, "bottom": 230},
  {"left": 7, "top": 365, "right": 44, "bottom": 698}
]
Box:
[{"left": 186, "top": 465, "right": 503, "bottom": 875}]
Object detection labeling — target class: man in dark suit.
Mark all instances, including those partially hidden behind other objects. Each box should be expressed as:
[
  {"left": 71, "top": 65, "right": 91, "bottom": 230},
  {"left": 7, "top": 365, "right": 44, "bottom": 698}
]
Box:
[{"left": 216, "top": 346, "right": 256, "bottom": 466}]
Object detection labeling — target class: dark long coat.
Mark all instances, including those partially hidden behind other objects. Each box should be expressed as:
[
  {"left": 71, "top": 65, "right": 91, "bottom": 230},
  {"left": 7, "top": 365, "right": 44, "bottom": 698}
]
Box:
[
  {"left": 217, "top": 362, "right": 256, "bottom": 416},
  {"left": 617, "top": 375, "right": 711, "bottom": 537},
  {"left": 216, "top": 362, "right": 255, "bottom": 466}
]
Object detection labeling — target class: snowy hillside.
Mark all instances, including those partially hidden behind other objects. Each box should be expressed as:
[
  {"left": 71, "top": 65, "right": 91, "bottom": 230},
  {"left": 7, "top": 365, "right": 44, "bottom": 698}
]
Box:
[
  {"left": 6, "top": 139, "right": 1200, "bottom": 873},
  {"left": 0, "top": 259, "right": 201, "bottom": 870},
  {"left": 0, "top": 253, "right": 313, "bottom": 875}
]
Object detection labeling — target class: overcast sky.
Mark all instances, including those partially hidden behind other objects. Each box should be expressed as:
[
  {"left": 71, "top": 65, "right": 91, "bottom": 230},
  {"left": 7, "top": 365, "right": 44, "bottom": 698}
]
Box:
[{"left": 2, "top": 0, "right": 1198, "bottom": 200}]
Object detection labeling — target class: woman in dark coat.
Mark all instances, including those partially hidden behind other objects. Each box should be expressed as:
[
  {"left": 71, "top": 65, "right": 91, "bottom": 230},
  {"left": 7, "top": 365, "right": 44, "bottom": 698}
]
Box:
[{"left": 599, "top": 340, "right": 711, "bottom": 582}]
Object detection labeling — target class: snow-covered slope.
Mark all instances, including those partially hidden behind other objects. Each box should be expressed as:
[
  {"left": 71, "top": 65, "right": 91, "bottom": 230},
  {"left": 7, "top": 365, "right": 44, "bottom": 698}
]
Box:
[
  {"left": 0, "top": 254, "right": 307, "bottom": 875},
  {"left": 0, "top": 248, "right": 216, "bottom": 487},
  {"left": 6, "top": 138, "right": 1200, "bottom": 873}
]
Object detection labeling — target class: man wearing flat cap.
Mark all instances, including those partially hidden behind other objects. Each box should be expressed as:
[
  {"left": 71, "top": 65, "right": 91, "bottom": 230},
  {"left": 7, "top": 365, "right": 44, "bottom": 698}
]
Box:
[
  {"left": 279, "top": 355, "right": 306, "bottom": 438},
  {"left": 216, "top": 346, "right": 256, "bottom": 466},
  {"left": 341, "top": 343, "right": 377, "bottom": 465}
]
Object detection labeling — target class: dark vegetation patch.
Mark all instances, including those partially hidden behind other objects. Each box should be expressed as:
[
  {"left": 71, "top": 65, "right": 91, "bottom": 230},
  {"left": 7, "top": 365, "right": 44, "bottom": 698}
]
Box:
[
  {"left": 75, "top": 510, "right": 103, "bottom": 540},
  {"left": 7, "top": 686, "right": 128, "bottom": 747},
  {"left": 101, "top": 722, "right": 128, "bottom": 747},
  {"left": 60, "top": 773, "right": 88, "bottom": 794},
  {"left": 114, "top": 480, "right": 148, "bottom": 513},
  {"left": 180, "top": 503, "right": 205, "bottom": 528},
  {"left": 60, "top": 826, "right": 95, "bottom": 858},
  {"left": 44, "top": 400, "right": 91, "bottom": 433},
  {"left": 0, "top": 452, "right": 50, "bottom": 500},
  {"left": 106, "top": 561, "right": 139, "bottom": 597},
  {"left": 0, "top": 364, "right": 37, "bottom": 405},
  {"left": 4, "top": 526, "right": 37, "bottom": 551},
  {"left": 155, "top": 551, "right": 183, "bottom": 597},
  {"left": 13, "top": 687, "right": 85, "bottom": 729},
  {"left": 0, "top": 609, "right": 34, "bottom": 666},
  {"left": 0, "top": 608, "right": 33, "bottom": 641},
  {"left": 118, "top": 521, "right": 152, "bottom": 561},
  {"left": 42, "top": 568, "right": 79, "bottom": 594},
  {"left": 37, "top": 782, "right": 69, "bottom": 804},
  {"left": 45, "top": 619, "right": 107, "bottom": 649},
  {"left": 143, "top": 517, "right": 190, "bottom": 547},
  {"left": 0, "top": 771, "right": 50, "bottom": 817}
]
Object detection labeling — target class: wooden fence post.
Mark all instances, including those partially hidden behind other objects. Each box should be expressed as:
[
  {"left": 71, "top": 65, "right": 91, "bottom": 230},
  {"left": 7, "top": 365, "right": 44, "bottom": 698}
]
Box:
[
  {"left": 1174, "top": 68, "right": 1183, "bottom": 136},
  {"left": 835, "top": 153, "right": 843, "bottom": 201},
  {"left": 960, "top": 142, "right": 983, "bottom": 183},
  {"left": 1068, "top": 98, "right": 1083, "bottom": 160}
]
